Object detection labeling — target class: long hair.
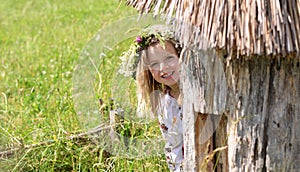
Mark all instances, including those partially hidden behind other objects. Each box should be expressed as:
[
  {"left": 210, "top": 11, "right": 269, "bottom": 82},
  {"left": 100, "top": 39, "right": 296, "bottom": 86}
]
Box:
[{"left": 135, "top": 40, "right": 181, "bottom": 117}]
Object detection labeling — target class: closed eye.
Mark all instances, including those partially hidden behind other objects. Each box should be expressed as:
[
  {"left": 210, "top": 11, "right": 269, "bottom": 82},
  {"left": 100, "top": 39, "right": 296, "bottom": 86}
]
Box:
[
  {"left": 150, "top": 62, "right": 159, "bottom": 68},
  {"left": 165, "top": 56, "right": 176, "bottom": 62}
]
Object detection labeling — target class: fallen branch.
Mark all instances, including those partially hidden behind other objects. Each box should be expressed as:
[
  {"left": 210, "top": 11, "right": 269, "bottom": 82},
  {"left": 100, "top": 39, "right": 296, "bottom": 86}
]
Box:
[{"left": 0, "top": 124, "right": 111, "bottom": 159}]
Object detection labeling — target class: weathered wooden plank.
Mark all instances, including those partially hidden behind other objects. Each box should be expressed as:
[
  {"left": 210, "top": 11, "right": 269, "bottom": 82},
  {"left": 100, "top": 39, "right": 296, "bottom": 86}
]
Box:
[
  {"left": 181, "top": 49, "right": 229, "bottom": 171},
  {"left": 181, "top": 46, "right": 300, "bottom": 171},
  {"left": 225, "top": 56, "right": 300, "bottom": 171}
]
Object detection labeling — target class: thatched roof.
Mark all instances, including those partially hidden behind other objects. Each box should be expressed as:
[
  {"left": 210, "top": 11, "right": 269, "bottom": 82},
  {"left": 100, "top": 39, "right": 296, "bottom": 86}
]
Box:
[{"left": 126, "top": 0, "right": 300, "bottom": 57}]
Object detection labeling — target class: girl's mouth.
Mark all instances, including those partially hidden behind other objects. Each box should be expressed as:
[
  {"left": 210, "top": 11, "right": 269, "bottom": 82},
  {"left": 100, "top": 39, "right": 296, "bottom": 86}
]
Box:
[{"left": 161, "top": 71, "right": 174, "bottom": 79}]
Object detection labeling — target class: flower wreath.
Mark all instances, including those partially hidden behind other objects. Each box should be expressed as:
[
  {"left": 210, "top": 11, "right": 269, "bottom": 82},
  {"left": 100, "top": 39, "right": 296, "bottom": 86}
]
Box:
[{"left": 118, "top": 25, "right": 180, "bottom": 79}]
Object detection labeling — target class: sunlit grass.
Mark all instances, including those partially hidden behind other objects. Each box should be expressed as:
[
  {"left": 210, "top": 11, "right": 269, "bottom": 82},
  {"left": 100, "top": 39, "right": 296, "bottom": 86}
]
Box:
[{"left": 0, "top": 0, "right": 168, "bottom": 171}]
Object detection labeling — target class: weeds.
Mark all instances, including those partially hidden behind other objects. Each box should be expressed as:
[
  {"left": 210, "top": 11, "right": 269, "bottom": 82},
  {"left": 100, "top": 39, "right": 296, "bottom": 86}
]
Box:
[{"left": 0, "top": 0, "right": 168, "bottom": 171}]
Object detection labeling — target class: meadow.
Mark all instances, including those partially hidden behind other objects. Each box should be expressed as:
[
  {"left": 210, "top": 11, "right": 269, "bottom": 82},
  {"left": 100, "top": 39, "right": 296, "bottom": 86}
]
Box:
[{"left": 0, "top": 0, "right": 168, "bottom": 171}]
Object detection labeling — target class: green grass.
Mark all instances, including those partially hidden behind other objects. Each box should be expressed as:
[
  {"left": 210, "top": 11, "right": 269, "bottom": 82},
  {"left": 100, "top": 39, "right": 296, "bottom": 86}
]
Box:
[{"left": 0, "top": 0, "right": 168, "bottom": 171}]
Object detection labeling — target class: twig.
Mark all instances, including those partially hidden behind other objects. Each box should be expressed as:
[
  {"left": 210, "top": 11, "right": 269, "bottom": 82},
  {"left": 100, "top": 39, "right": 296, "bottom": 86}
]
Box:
[{"left": 0, "top": 124, "right": 111, "bottom": 159}]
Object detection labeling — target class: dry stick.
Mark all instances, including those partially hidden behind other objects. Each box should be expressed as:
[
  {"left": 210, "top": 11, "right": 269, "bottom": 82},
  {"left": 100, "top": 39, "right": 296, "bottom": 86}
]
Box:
[
  {"left": 190, "top": 0, "right": 197, "bottom": 26},
  {"left": 0, "top": 124, "right": 112, "bottom": 159},
  {"left": 174, "top": 0, "right": 182, "bottom": 22},
  {"left": 268, "top": 0, "right": 274, "bottom": 54},
  {"left": 282, "top": 1, "right": 288, "bottom": 55},
  {"left": 198, "top": 0, "right": 204, "bottom": 27},
  {"left": 246, "top": 0, "right": 251, "bottom": 56},
  {"left": 138, "top": 0, "right": 147, "bottom": 13},
  {"left": 221, "top": 0, "right": 227, "bottom": 48},
  {"left": 271, "top": 0, "right": 283, "bottom": 53},
  {"left": 215, "top": 0, "right": 221, "bottom": 47},
  {"left": 239, "top": 0, "right": 244, "bottom": 55},
  {"left": 284, "top": 0, "right": 292, "bottom": 53},
  {"left": 145, "top": 0, "right": 154, "bottom": 13},
  {"left": 208, "top": 0, "right": 217, "bottom": 44},
  {"left": 236, "top": 0, "right": 241, "bottom": 57},
  {"left": 262, "top": 0, "right": 267, "bottom": 54},
  {"left": 293, "top": 0, "right": 300, "bottom": 52},
  {"left": 227, "top": 0, "right": 232, "bottom": 54},
  {"left": 167, "top": 0, "right": 176, "bottom": 19},
  {"left": 278, "top": 0, "right": 284, "bottom": 54},
  {"left": 269, "top": 0, "right": 276, "bottom": 55},
  {"left": 162, "top": 0, "right": 170, "bottom": 13},
  {"left": 276, "top": 0, "right": 281, "bottom": 54},
  {"left": 288, "top": 0, "right": 298, "bottom": 53},
  {"left": 241, "top": 0, "right": 246, "bottom": 55},
  {"left": 125, "top": 0, "right": 134, "bottom": 7},
  {"left": 266, "top": 0, "right": 273, "bottom": 55},
  {"left": 245, "top": 0, "right": 249, "bottom": 55},
  {"left": 257, "top": 0, "right": 262, "bottom": 54},
  {"left": 133, "top": 0, "right": 142, "bottom": 11},
  {"left": 251, "top": 0, "right": 255, "bottom": 54},
  {"left": 202, "top": 0, "right": 208, "bottom": 39},
  {"left": 153, "top": 0, "right": 163, "bottom": 16},
  {"left": 293, "top": 1, "right": 300, "bottom": 51}
]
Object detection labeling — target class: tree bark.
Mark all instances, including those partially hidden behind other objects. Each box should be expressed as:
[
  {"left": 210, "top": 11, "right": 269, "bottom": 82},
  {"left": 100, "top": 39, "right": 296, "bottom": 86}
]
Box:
[
  {"left": 226, "top": 56, "right": 300, "bottom": 171},
  {"left": 182, "top": 52, "right": 300, "bottom": 171}
]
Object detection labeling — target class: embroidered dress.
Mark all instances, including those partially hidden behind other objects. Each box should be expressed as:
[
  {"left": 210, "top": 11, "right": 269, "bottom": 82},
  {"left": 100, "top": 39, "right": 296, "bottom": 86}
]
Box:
[{"left": 157, "top": 93, "right": 184, "bottom": 172}]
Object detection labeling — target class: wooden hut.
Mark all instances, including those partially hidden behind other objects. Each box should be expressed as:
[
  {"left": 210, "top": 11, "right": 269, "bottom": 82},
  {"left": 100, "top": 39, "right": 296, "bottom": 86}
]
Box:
[{"left": 126, "top": 0, "right": 300, "bottom": 171}]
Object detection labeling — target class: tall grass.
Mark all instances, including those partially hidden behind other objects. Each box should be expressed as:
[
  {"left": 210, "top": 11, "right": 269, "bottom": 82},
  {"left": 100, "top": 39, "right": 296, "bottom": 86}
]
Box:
[{"left": 0, "top": 0, "right": 168, "bottom": 171}]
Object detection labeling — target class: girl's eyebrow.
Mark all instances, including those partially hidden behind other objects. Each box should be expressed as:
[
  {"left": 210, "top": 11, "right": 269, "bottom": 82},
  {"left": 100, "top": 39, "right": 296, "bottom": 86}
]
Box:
[
  {"left": 148, "top": 60, "right": 158, "bottom": 64},
  {"left": 163, "top": 55, "right": 176, "bottom": 59}
]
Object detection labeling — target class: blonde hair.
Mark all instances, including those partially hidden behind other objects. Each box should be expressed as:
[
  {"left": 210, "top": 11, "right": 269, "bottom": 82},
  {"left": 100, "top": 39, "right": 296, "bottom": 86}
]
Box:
[{"left": 135, "top": 40, "right": 181, "bottom": 117}]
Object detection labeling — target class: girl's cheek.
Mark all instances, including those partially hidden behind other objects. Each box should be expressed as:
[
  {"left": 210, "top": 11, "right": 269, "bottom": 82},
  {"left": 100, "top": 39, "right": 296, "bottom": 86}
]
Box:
[
  {"left": 169, "top": 61, "right": 179, "bottom": 68},
  {"left": 169, "top": 60, "right": 178, "bottom": 66}
]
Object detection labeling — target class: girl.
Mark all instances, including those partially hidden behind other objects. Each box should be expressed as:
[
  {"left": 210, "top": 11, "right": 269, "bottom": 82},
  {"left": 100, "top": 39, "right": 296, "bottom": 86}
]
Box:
[
  {"left": 119, "top": 25, "right": 183, "bottom": 171},
  {"left": 136, "top": 26, "right": 183, "bottom": 172}
]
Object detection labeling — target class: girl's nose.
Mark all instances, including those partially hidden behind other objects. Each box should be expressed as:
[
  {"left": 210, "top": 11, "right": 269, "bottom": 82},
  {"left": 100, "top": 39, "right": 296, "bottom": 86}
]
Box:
[{"left": 159, "top": 62, "right": 168, "bottom": 71}]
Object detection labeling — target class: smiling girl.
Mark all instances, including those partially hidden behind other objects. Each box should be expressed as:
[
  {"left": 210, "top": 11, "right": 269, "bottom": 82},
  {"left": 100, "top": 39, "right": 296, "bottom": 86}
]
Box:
[
  {"left": 119, "top": 25, "right": 183, "bottom": 171},
  {"left": 135, "top": 27, "right": 183, "bottom": 172}
]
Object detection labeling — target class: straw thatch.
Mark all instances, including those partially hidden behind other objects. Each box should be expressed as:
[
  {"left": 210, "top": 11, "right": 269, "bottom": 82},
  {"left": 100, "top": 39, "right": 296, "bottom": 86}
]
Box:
[{"left": 126, "top": 0, "right": 300, "bottom": 57}]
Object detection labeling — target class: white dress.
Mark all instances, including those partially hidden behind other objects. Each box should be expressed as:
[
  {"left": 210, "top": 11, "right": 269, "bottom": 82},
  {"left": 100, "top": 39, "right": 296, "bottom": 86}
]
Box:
[{"left": 157, "top": 93, "right": 184, "bottom": 172}]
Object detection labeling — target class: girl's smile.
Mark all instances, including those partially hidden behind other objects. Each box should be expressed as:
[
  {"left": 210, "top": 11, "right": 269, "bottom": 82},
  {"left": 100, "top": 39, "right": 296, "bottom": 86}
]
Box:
[{"left": 161, "top": 71, "right": 175, "bottom": 79}]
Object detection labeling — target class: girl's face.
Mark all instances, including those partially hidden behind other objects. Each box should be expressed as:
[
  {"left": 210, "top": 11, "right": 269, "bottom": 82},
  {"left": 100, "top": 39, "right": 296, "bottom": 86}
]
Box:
[{"left": 145, "top": 41, "right": 180, "bottom": 86}]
